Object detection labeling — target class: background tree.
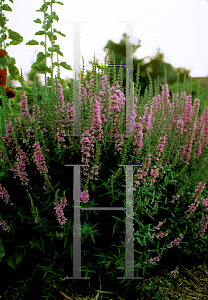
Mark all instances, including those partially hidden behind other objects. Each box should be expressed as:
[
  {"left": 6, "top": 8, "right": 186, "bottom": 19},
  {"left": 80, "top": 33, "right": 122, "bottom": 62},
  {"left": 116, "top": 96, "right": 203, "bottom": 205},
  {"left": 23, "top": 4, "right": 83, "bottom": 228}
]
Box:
[{"left": 68, "top": 33, "right": 192, "bottom": 100}]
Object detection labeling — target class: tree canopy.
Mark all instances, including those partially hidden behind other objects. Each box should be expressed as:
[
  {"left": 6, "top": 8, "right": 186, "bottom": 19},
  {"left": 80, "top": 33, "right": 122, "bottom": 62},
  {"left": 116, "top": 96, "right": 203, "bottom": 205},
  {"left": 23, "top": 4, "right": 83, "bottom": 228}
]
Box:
[{"left": 78, "top": 33, "right": 191, "bottom": 99}]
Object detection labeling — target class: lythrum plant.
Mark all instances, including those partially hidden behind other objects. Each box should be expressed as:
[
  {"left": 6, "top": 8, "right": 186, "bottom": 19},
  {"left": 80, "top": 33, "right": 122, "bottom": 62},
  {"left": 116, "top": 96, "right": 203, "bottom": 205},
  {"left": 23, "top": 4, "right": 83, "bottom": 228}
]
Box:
[{"left": 0, "top": 1, "right": 208, "bottom": 300}]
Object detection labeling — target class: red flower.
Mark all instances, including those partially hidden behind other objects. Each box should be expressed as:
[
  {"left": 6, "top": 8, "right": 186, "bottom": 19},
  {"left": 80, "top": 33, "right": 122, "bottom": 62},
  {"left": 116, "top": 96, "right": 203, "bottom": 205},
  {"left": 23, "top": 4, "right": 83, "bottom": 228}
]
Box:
[
  {"left": 5, "top": 87, "right": 15, "bottom": 99},
  {"left": 0, "top": 49, "right": 7, "bottom": 57},
  {"left": 2, "top": 87, "right": 16, "bottom": 108},
  {"left": 0, "top": 68, "right": 7, "bottom": 86}
]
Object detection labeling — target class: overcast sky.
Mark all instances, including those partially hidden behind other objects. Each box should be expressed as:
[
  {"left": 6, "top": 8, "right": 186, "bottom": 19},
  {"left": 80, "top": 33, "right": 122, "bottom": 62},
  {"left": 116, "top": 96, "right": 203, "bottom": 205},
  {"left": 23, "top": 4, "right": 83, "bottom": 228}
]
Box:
[{"left": 2, "top": 0, "right": 208, "bottom": 87}]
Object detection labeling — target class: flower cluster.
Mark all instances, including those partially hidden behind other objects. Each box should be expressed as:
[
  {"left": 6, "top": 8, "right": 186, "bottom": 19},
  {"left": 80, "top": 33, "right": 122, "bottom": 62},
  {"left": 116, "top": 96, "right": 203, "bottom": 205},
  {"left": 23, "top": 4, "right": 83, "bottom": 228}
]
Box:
[
  {"left": 149, "top": 220, "right": 169, "bottom": 239},
  {"left": 166, "top": 234, "right": 184, "bottom": 249},
  {"left": 54, "top": 196, "right": 67, "bottom": 228},
  {"left": 195, "top": 197, "right": 208, "bottom": 238},
  {"left": 171, "top": 267, "right": 179, "bottom": 278},
  {"left": 0, "top": 183, "right": 13, "bottom": 232},
  {"left": 184, "top": 182, "right": 206, "bottom": 219},
  {"left": 148, "top": 219, "right": 184, "bottom": 279},
  {"left": 0, "top": 217, "right": 10, "bottom": 232}
]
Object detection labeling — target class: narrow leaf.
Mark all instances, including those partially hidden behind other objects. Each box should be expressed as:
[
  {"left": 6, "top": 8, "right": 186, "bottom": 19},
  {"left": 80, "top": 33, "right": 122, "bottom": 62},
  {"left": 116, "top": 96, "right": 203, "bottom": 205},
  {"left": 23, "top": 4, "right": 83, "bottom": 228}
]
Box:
[
  {"left": 34, "top": 30, "right": 46, "bottom": 36},
  {"left": 55, "top": 1, "right": 64, "bottom": 5}
]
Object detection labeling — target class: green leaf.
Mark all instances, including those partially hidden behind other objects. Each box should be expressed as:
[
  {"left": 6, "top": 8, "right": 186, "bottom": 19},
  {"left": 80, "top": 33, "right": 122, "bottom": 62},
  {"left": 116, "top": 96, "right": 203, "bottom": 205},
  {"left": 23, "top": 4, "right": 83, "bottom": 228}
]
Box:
[
  {"left": 53, "top": 28, "right": 66, "bottom": 37},
  {"left": 34, "top": 30, "right": 46, "bottom": 36},
  {"left": 0, "top": 12, "right": 7, "bottom": 28},
  {"left": 0, "top": 240, "right": 5, "bottom": 259},
  {"left": 0, "top": 56, "right": 8, "bottom": 66},
  {"left": 35, "top": 52, "right": 50, "bottom": 63},
  {"left": 1, "top": 4, "right": 12, "bottom": 12},
  {"left": 6, "top": 257, "right": 15, "bottom": 269},
  {"left": 51, "top": 11, "right": 59, "bottom": 22},
  {"left": 41, "top": 52, "right": 51, "bottom": 63},
  {"left": 36, "top": 3, "right": 51, "bottom": 14},
  {"left": 7, "top": 56, "right": 16, "bottom": 65},
  {"left": 8, "top": 63, "right": 20, "bottom": 80},
  {"left": 111, "top": 215, "right": 122, "bottom": 222},
  {"left": 90, "top": 234, "right": 95, "bottom": 244},
  {"left": 42, "top": 21, "right": 51, "bottom": 31},
  {"left": 46, "top": 32, "right": 58, "bottom": 42},
  {"left": 112, "top": 222, "right": 117, "bottom": 235},
  {"left": 7, "top": 29, "right": 23, "bottom": 43},
  {"left": 15, "top": 254, "right": 23, "bottom": 265},
  {"left": 48, "top": 44, "right": 60, "bottom": 52},
  {"left": 53, "top": 49, "right": 63, "bottom": 57},
  {"left": 59, "top": 61, "right": 73, "bottom": 71},
  {"left": 55, "top": 1, "right": 64, "bottom": 5},
  {"left": 153, "top": 201, "right": 158, "bottom": 212},
  {"left": 31, "top": 61, "right": 51, "bottom": 74},
  {"left": 33, "top": 18, "right": 42, "bottom": 24},
  {"left": 25, "top": 39, "right": 39, "bottom": 45},
  {"left": 23, "top": 138, "right": 28, "bottom": 144},
  {"left": 6, "top": 104, "right": 14, "bottom": 116}
]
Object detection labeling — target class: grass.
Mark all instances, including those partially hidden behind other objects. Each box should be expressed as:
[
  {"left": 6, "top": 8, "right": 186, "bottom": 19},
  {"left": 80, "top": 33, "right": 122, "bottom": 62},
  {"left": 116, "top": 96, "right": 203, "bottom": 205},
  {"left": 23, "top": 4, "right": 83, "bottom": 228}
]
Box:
[{"left": 1, "top": 262, "right": 208, "bottom": 299}]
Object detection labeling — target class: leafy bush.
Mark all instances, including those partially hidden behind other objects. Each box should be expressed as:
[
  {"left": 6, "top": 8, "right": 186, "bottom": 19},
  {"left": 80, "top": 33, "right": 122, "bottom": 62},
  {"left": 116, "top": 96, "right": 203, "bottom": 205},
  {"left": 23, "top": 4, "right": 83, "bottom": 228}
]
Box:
[{"left": 0, "top": 61, "right": 208, "bottom": 299}]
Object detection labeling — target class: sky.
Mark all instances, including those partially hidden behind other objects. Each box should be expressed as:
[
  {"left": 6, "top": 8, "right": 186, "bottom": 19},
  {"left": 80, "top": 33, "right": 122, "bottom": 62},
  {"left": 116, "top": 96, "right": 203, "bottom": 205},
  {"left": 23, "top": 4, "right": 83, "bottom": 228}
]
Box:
[{"left": 2, "top": 0, "right": 208, "bottom": 88}]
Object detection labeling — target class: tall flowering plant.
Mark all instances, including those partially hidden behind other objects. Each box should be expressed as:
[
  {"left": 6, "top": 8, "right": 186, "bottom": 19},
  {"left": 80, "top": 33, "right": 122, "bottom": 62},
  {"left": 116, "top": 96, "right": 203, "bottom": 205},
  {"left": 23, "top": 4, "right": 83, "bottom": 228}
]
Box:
[
  {"left": 0, "top": 0, "right": 28, "bottom": 122},
  {"left": 0, "top": 0, "right": 74, "bottom": 112},
  {"left": 0, "top": 42, "right": 19, "bottom": 117},
  {"left": 25, "top": 0, "right": 74, "bottom": 98}
]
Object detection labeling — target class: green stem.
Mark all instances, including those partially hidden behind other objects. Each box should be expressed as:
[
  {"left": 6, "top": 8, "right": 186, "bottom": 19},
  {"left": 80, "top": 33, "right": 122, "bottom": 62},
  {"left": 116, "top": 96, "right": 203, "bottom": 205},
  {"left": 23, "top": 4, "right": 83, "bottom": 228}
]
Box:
[
  {"left": 50, "top": 0, "right": 54, "bottom": 86},
  {"left": 44, "top": 0, "right": 47, "bottom": 96}
]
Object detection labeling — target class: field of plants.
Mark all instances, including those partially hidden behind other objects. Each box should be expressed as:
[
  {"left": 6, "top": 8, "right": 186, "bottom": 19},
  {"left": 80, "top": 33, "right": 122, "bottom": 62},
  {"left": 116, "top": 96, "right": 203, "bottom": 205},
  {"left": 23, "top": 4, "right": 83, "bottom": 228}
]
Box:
[{"left": 0, "top": 0, "right": 208, "bottom": 299}]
